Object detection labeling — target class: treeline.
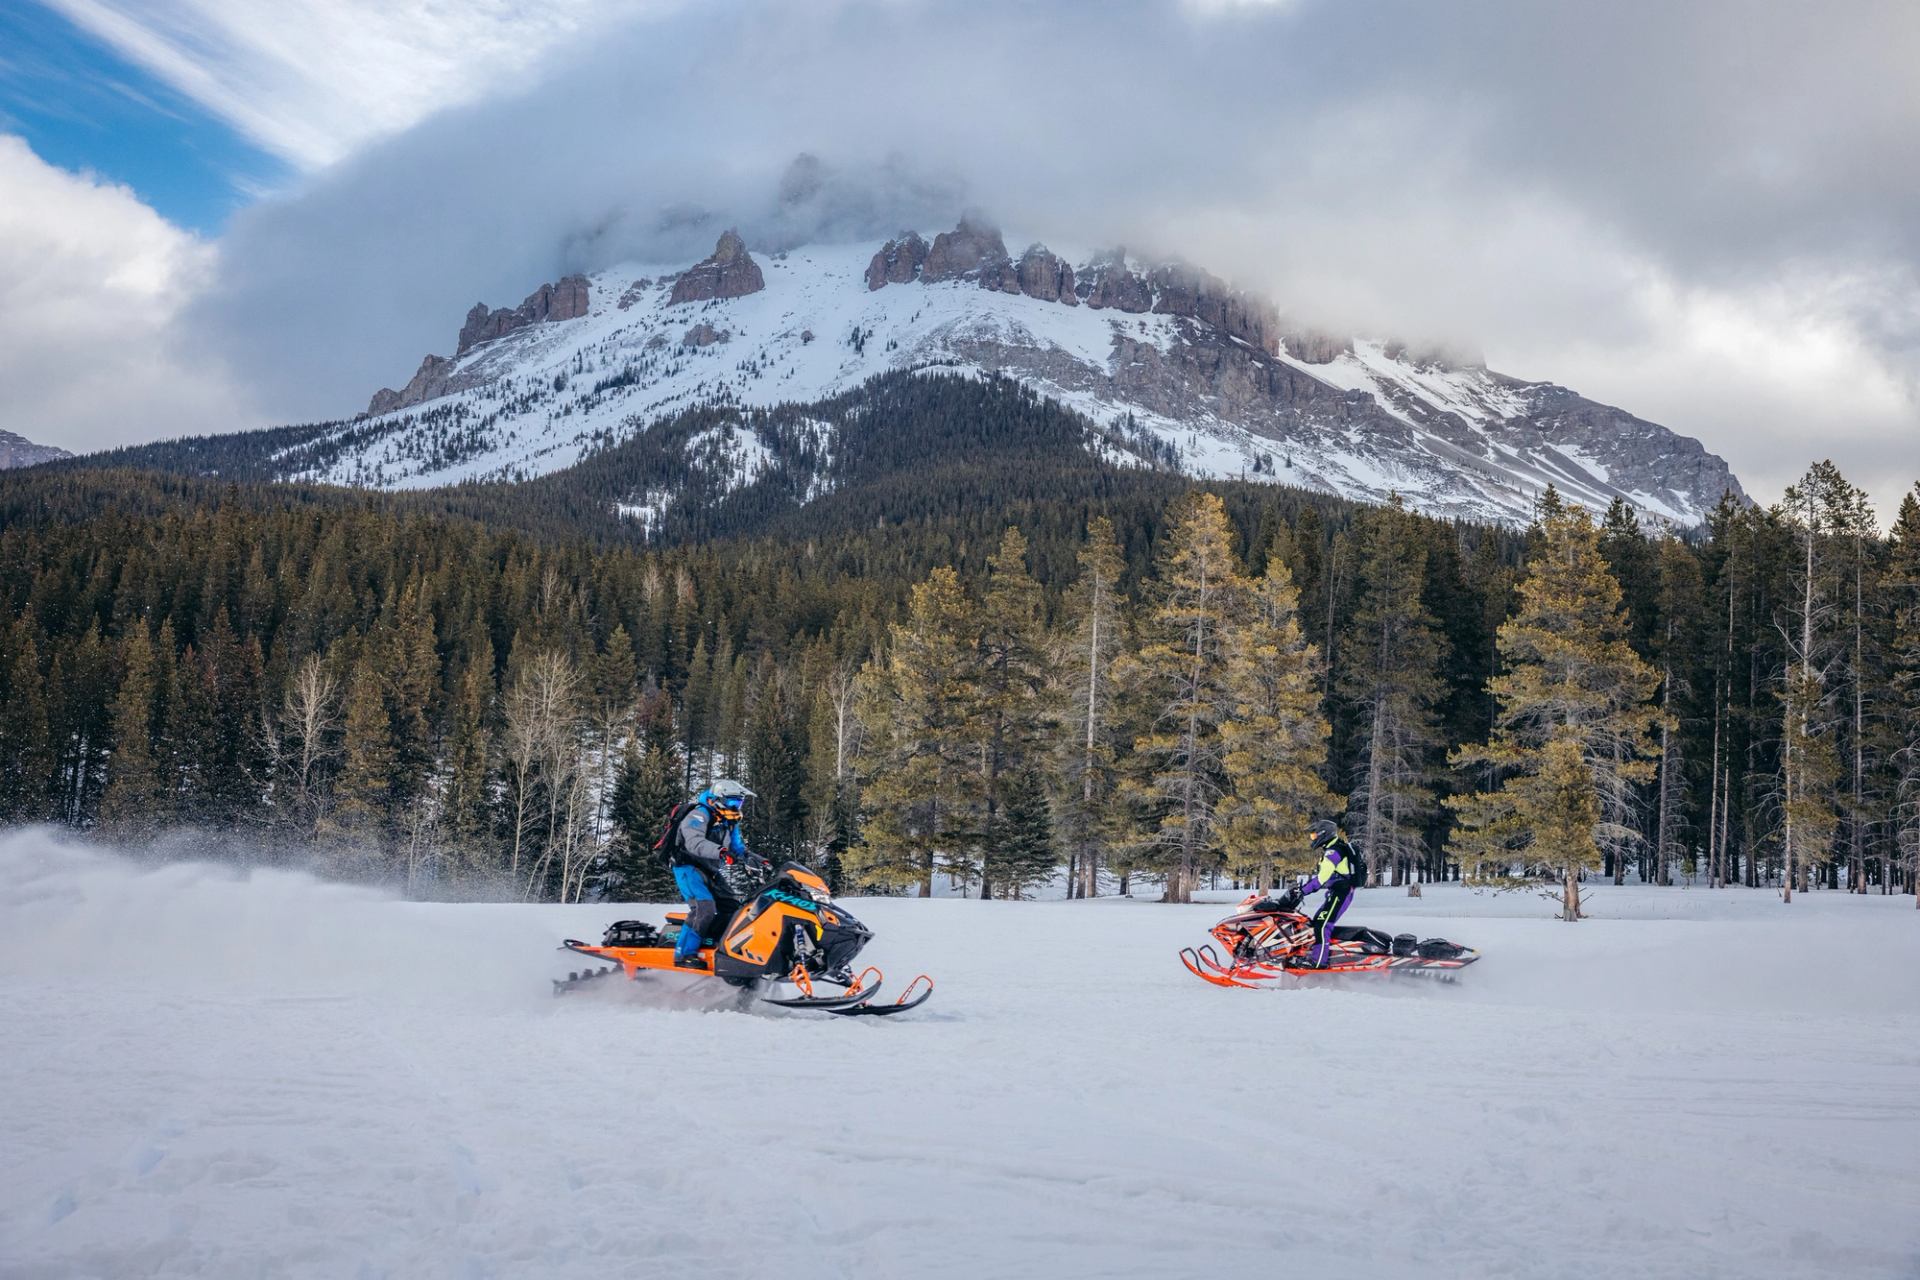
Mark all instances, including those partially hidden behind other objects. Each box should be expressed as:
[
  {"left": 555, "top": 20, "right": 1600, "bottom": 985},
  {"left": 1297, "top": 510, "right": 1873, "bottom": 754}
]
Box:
[{"left": 1, "top": 457, "right": 1916, "bottom": 907}]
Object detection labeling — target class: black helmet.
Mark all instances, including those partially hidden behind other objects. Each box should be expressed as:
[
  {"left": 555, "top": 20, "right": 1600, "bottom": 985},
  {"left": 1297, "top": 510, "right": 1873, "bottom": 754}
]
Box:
[{"left": 1307, "top": 819, "right": 1342, "bottom": 852}]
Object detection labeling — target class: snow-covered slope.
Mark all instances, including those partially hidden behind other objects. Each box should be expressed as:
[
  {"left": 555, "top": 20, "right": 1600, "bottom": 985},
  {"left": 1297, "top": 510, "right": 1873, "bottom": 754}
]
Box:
[
  {"left": 0, "top": 429, "right": 71, "bottom": 470},
  {"left": 3, "top": 831, "right": 1915, "bottom": 1279},
  {"left": 284, "top": 226, "right": 1742, "bottom": 526}
]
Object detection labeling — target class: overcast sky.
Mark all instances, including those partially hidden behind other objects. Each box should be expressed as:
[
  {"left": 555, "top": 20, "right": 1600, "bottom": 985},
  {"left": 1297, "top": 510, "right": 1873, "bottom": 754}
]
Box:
[{"left": 5, "top": 0, "right": 1917, "bottom": 519}]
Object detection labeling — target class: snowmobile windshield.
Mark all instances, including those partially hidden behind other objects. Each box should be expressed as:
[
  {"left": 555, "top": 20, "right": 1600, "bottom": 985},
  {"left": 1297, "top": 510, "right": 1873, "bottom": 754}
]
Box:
[{"left": 776, "top": 863, "right": 833, "bottom": 903}]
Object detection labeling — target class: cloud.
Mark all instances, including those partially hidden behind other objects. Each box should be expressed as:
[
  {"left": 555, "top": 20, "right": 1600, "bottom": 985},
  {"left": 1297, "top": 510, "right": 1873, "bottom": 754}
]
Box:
[
  {"left": 30, "top": 0, "right": 1920, "bottom": 516},
  {"left": 0, "top": 134, "right": 252, "bottom": 452},
  {"left": 39, "top": 0, "right": 664, "bottom": 169}
]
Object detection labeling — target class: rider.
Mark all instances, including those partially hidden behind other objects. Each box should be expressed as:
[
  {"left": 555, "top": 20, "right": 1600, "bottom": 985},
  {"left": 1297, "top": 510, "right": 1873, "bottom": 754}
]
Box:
[
  {"left": 667, "top": 778, "right": 764, "bottom": 969},
  {"left": 1291, "top": 819, "right": 1367, "bottom": 969}
]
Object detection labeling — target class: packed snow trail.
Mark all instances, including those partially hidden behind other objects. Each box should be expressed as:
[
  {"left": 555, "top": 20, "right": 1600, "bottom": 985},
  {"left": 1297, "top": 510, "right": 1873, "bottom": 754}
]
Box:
[{"left": 2, "top": 831, "right": 1916, "bottom": 1279}]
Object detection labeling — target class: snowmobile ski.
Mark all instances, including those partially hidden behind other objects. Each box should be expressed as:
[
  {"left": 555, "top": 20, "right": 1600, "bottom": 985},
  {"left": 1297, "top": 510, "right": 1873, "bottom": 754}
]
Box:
[
  {"left": 828, "top": 973, "right": 934, "bottom": 1017},
  {"left": 760, "top": 978, "right": 882, "bottom": 1012}
]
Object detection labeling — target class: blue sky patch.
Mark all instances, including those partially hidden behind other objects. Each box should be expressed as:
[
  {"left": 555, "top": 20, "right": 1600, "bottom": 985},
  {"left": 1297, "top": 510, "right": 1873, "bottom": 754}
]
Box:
[{"left": 0, "top": 3, "right": 284, "bottom": 233}]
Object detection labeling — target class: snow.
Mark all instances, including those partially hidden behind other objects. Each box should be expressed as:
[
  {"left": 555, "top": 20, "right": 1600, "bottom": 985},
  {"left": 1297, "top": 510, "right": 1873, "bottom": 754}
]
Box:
[
  {"left": 686, "top": 423, "right": 774, "bottom": 495},
  {"left": 4, "top": 828, "right": 1915, "bottom": 1278},
  {"left": 7, "top": 836, "right": 1912, "bottom": 1274},
  {"left": 613, "top": 490, "right": 671, "bottom": 535}
]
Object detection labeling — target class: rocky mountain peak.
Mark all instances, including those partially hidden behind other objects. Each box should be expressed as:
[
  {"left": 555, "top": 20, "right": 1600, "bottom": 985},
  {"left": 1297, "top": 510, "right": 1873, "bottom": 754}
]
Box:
[
  {"left": 0, "top": 429, "right": 72, "bottom": 470},
  {"left": 669, "top": 229, "right": 766, "bottom": 304},
  {"left": 921, "top": 218, "right": 1013, "bottom": 285}
]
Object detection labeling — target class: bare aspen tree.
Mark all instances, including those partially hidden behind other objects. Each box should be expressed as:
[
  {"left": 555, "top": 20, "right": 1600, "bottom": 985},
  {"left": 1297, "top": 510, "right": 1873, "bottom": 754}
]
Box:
[{"left": 280, "top": 653, "right": 342, "bottom": 835}]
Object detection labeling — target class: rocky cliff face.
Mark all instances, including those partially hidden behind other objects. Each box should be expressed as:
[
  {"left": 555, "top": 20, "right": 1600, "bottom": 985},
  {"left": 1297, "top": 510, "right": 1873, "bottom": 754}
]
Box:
[
  {"left": 668, "top": 230, "right": 765, "bottom": 305},
  {"left": 865, "top": 232, "right": 930, "bottom": 289},
  {"left": 0, "top": 429, "right": 71, "bottom": 470},
  {"left": 457, "top": 275, "right": 590, "bottom": 356},
  {"left": 368, "top": 271, "right": 593, "bottom": 415},
  {"left": 919, "top": 218, "right": 1013, "bottom": 285}
]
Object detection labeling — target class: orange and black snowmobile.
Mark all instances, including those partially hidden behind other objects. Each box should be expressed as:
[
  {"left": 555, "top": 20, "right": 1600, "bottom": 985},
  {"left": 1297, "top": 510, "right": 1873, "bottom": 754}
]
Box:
[
  {"left": 1179, "top": 885, "right": 1479, "bottom": 987},
  {"left": 555, "top": 860, "right": 933, "bottom": 1016}
]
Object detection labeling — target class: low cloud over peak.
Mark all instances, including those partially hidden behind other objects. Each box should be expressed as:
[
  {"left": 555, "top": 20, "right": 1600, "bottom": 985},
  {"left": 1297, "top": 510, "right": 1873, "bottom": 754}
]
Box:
[{"left": 59, "top": 0, "right": 1920, "bottom": 514}]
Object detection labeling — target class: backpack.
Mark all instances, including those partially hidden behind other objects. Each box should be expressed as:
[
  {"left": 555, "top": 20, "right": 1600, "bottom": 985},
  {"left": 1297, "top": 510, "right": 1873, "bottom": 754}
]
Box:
[
  {"left": 650, "top": 799, "right": 701, "bottom": 863},
  {"left": 1342, "top": 841, "right": 1368, "bottom": 885}
]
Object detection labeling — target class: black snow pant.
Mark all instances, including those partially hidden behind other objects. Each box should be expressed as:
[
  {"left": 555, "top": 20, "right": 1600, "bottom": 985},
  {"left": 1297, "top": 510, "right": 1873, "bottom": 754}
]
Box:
[{"left": 1307, "top": 877, "right": 1355, "bottom": 967}]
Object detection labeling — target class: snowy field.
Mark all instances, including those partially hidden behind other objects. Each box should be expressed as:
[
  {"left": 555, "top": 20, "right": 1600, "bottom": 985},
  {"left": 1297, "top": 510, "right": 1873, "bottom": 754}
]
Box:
[{"left": 2, "top": 831, "right": 1916, "bottom": 1279}]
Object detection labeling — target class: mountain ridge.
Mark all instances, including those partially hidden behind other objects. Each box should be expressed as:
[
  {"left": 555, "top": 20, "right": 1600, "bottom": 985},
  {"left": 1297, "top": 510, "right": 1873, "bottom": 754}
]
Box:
[
  {"left": 0, "top": 429, "right": 72, "bottom": 470},
  {"left": 67, "top": 221, "right": 1747, "bottom": 529}
]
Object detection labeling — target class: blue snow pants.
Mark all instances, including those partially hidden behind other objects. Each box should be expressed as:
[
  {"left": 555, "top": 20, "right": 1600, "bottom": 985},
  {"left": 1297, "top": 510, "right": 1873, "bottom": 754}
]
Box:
[{"left": 672, "top": 865, "right": 717, "bottom": 961}]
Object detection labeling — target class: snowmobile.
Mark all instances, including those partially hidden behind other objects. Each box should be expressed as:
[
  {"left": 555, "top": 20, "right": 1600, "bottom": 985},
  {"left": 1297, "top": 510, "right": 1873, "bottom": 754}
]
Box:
[
  {"left": 554, "top": 859, "right": 934, "bottom": 1016},
  {"left": 1179, "top": 884, "right": 1479, "bottom": 987}
]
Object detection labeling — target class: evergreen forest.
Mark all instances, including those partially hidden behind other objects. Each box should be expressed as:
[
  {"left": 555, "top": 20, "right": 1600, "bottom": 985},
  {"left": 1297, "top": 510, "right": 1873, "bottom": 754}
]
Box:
[{"left": 4, "top": 376, "right": 1918, "bottom": 913}]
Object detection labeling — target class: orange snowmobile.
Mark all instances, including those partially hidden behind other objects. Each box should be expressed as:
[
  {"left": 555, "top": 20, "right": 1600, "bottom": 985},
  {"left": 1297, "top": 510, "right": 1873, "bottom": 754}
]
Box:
[
  {"left": 1180, "top": 885, "right": 1480, "bottom": 987},
  {"left": 555, "top": 860, "right": 933, "bottom": 1016}
]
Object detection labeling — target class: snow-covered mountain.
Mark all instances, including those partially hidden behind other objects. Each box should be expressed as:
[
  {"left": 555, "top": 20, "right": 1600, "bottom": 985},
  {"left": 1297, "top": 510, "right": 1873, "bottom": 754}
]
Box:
[
  {"left": 293, "top": 222, "right": 1743, "bottom": 525},
  {"left": 0, "top": 429, "right": 71, "bottom": 470}
]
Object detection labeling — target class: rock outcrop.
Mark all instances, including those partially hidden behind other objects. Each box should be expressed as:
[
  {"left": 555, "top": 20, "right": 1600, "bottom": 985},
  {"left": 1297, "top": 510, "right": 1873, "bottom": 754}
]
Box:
[
  {"left": 1282, "top": 332, "right": 1351, "bottom": 365},
  {"left": 681, "top": 323, "right": 730, "bottom": 348},
  {"left": 1016, "top": 246, "right": 1077, "bottom": 305},
  {"left": 367, "top": 355, "right": 457, "bottom": 416},
  {"left": 669, "top": 230, "right": 765, "bottom": 305},
  {"left": 865, "top": 232, "right": 930, "bottom": 289},
  {"left": 369, "top": 272, "right": 592, "bottom": 414},
  {"left": 1078, "top": 256, "right": 1154, "bottom": 313},
  {"left": 920, "top": 218, "right": 1013, "bottom": 285},
  {"left": 1146, "top": 264, "right": 1281, "bottom": 355},
  {"left": 456, "top": 274, "right": 590, "bottom": 356}
]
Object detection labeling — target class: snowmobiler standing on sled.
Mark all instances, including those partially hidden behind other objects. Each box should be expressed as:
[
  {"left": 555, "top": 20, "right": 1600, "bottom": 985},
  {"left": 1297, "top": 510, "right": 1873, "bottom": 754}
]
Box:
[
  {"left": 665, "top": 778, "right": 766, "bottom": 968},
  {"left": 1283, "top": 819, "right": 1366, "bottom": 969},
  {"left": 1179, "top": 819, "right": 1478, "bottom": 985}
]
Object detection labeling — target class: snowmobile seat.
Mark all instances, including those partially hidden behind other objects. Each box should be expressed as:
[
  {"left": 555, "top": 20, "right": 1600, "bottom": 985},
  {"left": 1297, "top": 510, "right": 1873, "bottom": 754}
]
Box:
[
  {"left": 602, "top": 920, "right": 660, "bottom": 948},
  {"left": 1330, "top": 925, "right": 1396, "bottom": 953}
]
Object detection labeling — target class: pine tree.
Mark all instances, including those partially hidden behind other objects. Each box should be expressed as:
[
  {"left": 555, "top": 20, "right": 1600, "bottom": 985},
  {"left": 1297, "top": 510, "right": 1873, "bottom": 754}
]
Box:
[
  {"left": 854, "top": 567, "right": 980, "bottom": 895},
  {"left": 1220, "top": 543, "right": 1333, "bottom": 890},
  {"left": 1649, "top": 538, "right": 1705, "bottom": 885},
  {"left": 605, "top": 692, "right": 684, "bottom": 904},
  {"left": 1449, "top": 503, "right": 1662, "bottom": 919},
  {"left": 382, "top": 584, "right": 439, "bottom": 814},
  {"left": 971, "top": 528, "right": 1052, "bottom": 899},
  {"left": 745, "top": 663, "right": 810, "bottom": 863},
  {"left": 995, "top": 766, "right": 1059, "bottom": 898},
  {"left": 331, "top": 651, "right": 396, "bottom": 844},
  {"left": 1339, "top": 500, "right": 1446, "bottom": 888},
  {"left": 99, "top": 626, "right": 164, "bottom": 836},
  {"left": 1883, "top": 487, "right": 1920, "bottom": 904},
  {"left": 1121, "top": 492, "right": 1242, "bottom": 902},
  {"left": 443, "top": 638, "right": 496, "bottom": 869},
  {"left": 1776, "top": 462, "right": 1860, "bottom": 899}
]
